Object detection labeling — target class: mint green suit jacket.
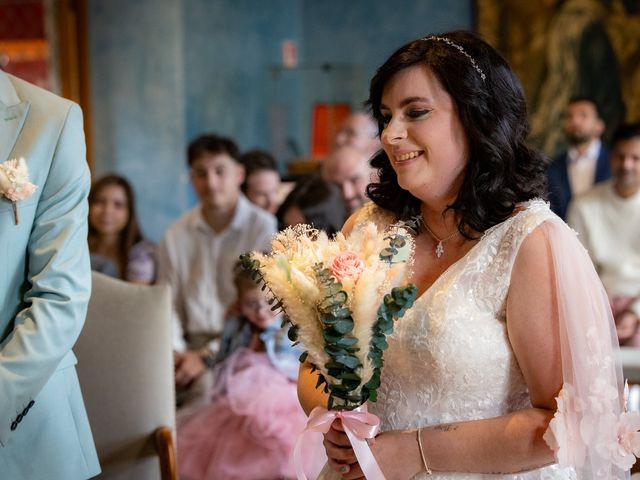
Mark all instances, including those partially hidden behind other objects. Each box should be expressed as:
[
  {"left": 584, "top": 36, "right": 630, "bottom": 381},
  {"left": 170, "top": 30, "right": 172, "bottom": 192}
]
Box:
[{"left": 0, "top": 71, "right": 100, "bottom": 479}]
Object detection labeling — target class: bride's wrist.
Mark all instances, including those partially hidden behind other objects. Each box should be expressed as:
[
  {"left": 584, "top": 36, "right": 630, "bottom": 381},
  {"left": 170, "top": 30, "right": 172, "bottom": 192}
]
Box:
[{"left": 391, "top": 429, "right": 426, "bottom": 477}]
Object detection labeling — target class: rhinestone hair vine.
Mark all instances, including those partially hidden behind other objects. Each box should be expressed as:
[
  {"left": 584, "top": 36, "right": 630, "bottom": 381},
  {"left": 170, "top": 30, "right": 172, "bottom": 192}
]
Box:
[{"left": 421, "top": 36, "right": 487, "bottom": 82}]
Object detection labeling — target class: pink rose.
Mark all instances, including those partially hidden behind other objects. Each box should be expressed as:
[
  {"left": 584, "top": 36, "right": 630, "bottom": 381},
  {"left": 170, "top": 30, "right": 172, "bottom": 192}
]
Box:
[{"left": 330, "top": 252, "right": 365, "bottom": 283}]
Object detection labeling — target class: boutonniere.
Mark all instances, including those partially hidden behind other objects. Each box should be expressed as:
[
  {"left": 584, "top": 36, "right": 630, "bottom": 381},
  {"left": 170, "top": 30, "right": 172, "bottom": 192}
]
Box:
[{"left": 0, "top": 158, "right": 37, "bottom": 225}]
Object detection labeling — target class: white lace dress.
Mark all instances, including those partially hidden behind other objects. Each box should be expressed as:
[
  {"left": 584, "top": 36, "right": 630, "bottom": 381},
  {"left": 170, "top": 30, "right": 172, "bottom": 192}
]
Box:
[{"left": 319, "top": 200, "right": 575, "bottom": 479}]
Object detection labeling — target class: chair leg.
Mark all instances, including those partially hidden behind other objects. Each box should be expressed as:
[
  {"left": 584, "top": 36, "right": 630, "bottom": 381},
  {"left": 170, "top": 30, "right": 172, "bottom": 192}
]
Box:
[{"left": 155, "top": 426, "right": 178, "bottom": 480}]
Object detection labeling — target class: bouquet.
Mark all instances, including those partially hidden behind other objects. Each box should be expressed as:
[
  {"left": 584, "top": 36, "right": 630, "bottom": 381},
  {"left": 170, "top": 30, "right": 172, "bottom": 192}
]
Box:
[{"left": 240, "top": 220, "right": 418, "bottom": 478}]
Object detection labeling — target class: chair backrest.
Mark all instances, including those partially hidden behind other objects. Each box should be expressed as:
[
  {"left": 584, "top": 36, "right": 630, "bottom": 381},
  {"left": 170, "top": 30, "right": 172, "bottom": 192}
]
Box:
[{"left": 75, "top": 272, "right": 176, "bottom": 480}]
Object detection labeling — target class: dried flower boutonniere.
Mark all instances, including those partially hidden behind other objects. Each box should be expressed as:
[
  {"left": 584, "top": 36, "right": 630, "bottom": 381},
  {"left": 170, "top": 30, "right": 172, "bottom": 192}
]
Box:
[{"left": 0, "top": 158, "right": 37, "bottom": 225}]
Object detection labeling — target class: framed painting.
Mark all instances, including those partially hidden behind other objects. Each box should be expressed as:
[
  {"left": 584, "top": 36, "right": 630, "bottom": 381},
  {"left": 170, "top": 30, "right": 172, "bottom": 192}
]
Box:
[{"left": 476, "top": 0, "right": 640, "bottom": 155}]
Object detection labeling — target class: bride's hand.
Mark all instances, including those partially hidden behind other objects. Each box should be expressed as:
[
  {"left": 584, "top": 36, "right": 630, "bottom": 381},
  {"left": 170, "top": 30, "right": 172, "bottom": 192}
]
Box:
[
  {"left": 368, "top": 431, "right": 424, "bottom": 480},
  {"left": 325, "top": 427, "right": 424, "bottom": 480},
  {"left": 323, "top": 419, "right": 364, "bottom": 479}
]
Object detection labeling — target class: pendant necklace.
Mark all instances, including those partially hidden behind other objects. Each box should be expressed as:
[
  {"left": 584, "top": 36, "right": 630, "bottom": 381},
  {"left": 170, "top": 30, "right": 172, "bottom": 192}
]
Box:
[{"left": 419, "top": 215, "right": 458, "bottom": 258}]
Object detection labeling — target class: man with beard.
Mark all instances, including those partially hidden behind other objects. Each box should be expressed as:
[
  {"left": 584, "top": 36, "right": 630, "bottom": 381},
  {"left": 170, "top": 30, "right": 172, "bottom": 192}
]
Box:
[
  {"left": 548, "top": 97, "right": 611, "bottom": 219},
  {"left": 568, "top": 123, "right": 640, "bottom": 346}
]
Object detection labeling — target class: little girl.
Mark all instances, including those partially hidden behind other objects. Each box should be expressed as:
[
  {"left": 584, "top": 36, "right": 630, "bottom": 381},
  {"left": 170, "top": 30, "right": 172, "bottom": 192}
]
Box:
[{"left": 177, "top": 264, "right": 320, "bottom": 480}]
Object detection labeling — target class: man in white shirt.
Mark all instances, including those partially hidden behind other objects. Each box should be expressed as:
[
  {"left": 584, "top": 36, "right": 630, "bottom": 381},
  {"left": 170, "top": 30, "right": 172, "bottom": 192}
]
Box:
[
  {"left": 157, "top": 134, "right": 277, "bottom": 406},
  {"left": 568, "top": 123, "right": 640, "bottom": 346},
  {"left": 548, "top": 97, "right": 611, "bottom": 219}
]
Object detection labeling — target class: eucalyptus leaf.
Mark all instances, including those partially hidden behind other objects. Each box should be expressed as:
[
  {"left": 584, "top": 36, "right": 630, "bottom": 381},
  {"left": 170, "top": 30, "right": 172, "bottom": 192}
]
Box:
[
  {"left": 324, "top": 345, "right": 348, "bottom": 356},
  {"left": 341, "top": 379, "right": 361, "bottom": 390},
  {"left": 365, "top": 373, "right": 381, "bottom": 390},
  {"left": 323, "top": 330, "right": 342, "bottom": 343},
  {"left": 336, "top": 371, "right": 361, "bottom": 381},
  {"left": 324, "top": 361, "right": 343, "bottom": 370},
  {"left": 369, "top": 354, "right": 383, "bottom": 368},
  {"left": 332, "top": 307, "right": 351, "bottom": 318},
  {"left": 335, "top": 355, "right": 360, "bottom": 369},
  {"left": 333, "top": 319, "right": 354, "bottom": 334},
  {"left": 336, "top": 336, "right": 358, "bottom": 348},
  {"left": 287, "top": 325, "right": 298, "bottom": 342}
]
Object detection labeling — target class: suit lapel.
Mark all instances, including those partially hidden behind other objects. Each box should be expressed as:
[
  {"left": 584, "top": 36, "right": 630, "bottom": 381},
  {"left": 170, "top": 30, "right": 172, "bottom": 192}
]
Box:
[{"left": 0, "top": 72, "right": 30, "bottom": 164}]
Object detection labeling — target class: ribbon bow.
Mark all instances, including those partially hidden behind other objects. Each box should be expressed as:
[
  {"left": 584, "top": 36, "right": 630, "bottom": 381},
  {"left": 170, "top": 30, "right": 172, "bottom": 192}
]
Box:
[{"left": 294, "top": 405, "right": 385, "bottom": 480}]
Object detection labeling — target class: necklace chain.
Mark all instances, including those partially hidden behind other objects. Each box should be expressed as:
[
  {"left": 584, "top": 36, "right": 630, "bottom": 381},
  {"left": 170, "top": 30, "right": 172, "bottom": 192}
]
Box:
[{"left": 419, "top": 215, "right": 458, "bottom": 258}]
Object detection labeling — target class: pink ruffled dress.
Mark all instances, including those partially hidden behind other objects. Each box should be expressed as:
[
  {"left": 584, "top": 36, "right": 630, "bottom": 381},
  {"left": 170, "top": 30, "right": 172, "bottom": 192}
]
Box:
[{"left": 178, "top": 349, "right": 321, "bottom": 480}]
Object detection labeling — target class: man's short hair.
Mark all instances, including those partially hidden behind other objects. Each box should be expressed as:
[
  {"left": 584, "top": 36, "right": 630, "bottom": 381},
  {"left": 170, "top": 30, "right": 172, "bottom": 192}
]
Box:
[
  {"left": 187, "top": 134, "right": 240, "bottom": 167},
  {"left": 568, "top": 96, "right": 602, "bottom": 119},
  {"left": 239, "top": 149, "right": 278, "bottom": 174},
  {"left": 611, "top": 123, "right": 640, "bottom": 146}
]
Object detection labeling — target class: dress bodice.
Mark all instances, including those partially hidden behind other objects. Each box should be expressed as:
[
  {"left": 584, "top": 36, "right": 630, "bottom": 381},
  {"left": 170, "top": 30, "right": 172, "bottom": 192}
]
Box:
[{"left": 362, "top": 200, "right": 573, "bottom": 479}]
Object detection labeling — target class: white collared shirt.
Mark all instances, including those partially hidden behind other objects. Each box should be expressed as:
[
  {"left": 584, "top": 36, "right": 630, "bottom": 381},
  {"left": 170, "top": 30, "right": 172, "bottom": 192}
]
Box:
[
  {"left": 567, "top": 139, "right": 602, "bottom": 197},
  {"left": 157, "top": 194, "right": 277, "bottom": 351}
]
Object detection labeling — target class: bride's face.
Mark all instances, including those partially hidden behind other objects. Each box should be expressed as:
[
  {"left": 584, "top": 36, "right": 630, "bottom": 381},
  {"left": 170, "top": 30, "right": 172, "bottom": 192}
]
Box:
[{"left": 379, "top": 65, "right": 469, "bottom": 205}]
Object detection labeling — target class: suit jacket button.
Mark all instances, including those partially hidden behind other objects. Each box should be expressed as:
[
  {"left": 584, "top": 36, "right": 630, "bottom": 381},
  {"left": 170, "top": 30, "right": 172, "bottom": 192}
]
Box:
[
  {"left": 10, "top": 421, "right": 17, "bottom": 431},
  {"left": 16, "top": 413, "right": 22, "bottom": 423},
  {"left": 22, "top": 407, "right": 28, "bottom": 416},
  {"left": 27, "top": 400, "right": 34, "bottom": 409}
]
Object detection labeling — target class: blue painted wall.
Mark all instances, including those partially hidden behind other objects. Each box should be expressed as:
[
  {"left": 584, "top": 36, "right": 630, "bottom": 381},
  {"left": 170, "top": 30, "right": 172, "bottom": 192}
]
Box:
[
  {"left": 89, "top": 0, "right": 187, "bottom": 241},
  {"left": 89, "top": 0, "right": 471, "bottom": 241}
]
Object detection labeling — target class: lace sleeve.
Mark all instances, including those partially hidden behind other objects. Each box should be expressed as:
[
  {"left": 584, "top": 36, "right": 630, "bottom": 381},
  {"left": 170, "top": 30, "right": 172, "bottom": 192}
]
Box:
[{"left": 540, "top": 218, "right": 639, "bottom": 479}]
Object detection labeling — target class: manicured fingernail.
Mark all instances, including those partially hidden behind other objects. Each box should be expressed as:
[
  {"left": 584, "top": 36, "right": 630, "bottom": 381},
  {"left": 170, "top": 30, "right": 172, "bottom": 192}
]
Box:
[{"left": 340, "top": 465, "right": 350, "bottom": 474}]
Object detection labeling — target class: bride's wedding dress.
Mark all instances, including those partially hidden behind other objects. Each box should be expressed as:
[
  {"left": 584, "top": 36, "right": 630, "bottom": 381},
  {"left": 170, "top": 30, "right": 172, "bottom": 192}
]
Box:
[{"left": 319, "top": 200, "right": 578, "bottom": 479}]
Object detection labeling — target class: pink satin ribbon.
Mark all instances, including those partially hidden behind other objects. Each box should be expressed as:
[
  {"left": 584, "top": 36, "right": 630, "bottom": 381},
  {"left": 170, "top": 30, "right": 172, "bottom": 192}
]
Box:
[{"left": 294, "top": 404, "right": 386, "bottom": 480}]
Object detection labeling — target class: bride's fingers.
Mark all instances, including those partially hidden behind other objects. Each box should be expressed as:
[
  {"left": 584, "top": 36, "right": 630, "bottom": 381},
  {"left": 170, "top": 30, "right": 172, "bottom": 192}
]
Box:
[
  {"left": 323, "top": 437, "right": 357, "bottom": 462},
  {"left": 327, "top": 458, "right": 364, "bottom": 479},
  {"left": 324, "top": 421, "right": 351, "bottom": 447}
]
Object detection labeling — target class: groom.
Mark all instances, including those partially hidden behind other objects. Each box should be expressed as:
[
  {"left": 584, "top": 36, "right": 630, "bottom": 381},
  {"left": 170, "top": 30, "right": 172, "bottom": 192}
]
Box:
[{"left": 0, "top": 71, "right": 100, "bottom": 478}]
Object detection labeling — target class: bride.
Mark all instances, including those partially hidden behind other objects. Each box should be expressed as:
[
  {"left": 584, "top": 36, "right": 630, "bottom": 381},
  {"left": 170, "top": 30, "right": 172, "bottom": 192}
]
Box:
[{"left": 297, "top": 30, "right": 638, "bottom": 479}]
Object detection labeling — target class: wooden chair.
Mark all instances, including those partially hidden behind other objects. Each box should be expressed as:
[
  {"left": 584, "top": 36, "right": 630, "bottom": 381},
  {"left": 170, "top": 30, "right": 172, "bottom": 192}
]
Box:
[{"left": 75, "top": 272, "right": 177, "bottom": 480}]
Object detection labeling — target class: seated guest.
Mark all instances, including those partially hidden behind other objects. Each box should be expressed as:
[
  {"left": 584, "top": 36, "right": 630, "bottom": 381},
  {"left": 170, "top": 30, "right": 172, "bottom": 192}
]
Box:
[
  {"left": 332, "top": 111, "right": 381, "bottom": 159},
  {"left": 157, "top": 134, "right": 277, "bottom": 409},
  {"left": 240, "top": 149, "right": 282, "bottom": 215},
  {"left": 276, "top": 175, "right": 347, "bottom": 236},
  {"left": 321, "top": 145, "right": 376, "bottom": 216},
  {"left": 568, "top": 123, "right": 640, "bottom": 346},
  {"left": 548, "top": 96, "right": 610, "bottom": 219},
  {"left": 88, "top": 174, "right": 156, "bottom": 284},
  {"left": 177, "top": 265, "right": 320, "bottom": 480}
]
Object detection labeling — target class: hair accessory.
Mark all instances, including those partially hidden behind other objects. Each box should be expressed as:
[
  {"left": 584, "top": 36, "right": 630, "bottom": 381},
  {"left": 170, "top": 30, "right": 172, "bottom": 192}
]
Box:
[
  {"left": 417, "top": 428, "right": 433, "bottom": 475},
  {"left": 422, "top": 36, "right": 486, "bottom": 82}
]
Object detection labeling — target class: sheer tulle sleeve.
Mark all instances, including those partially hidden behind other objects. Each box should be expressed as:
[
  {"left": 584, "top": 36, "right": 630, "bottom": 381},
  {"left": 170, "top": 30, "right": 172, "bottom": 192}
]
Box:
[{"left": 540, "top": 218, "right": 640, "bottom": 478}]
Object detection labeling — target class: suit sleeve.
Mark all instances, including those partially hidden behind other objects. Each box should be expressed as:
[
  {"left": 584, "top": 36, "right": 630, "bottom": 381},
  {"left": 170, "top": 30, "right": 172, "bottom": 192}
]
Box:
[{"left": 0, "top": 103, "right": 91, "bottom": 447}]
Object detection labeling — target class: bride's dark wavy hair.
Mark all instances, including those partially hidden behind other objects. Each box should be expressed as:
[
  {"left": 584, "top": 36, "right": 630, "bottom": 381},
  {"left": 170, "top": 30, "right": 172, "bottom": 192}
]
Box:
[{"left": 365, "top": 30, "right": 549, "bottom": 235}]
